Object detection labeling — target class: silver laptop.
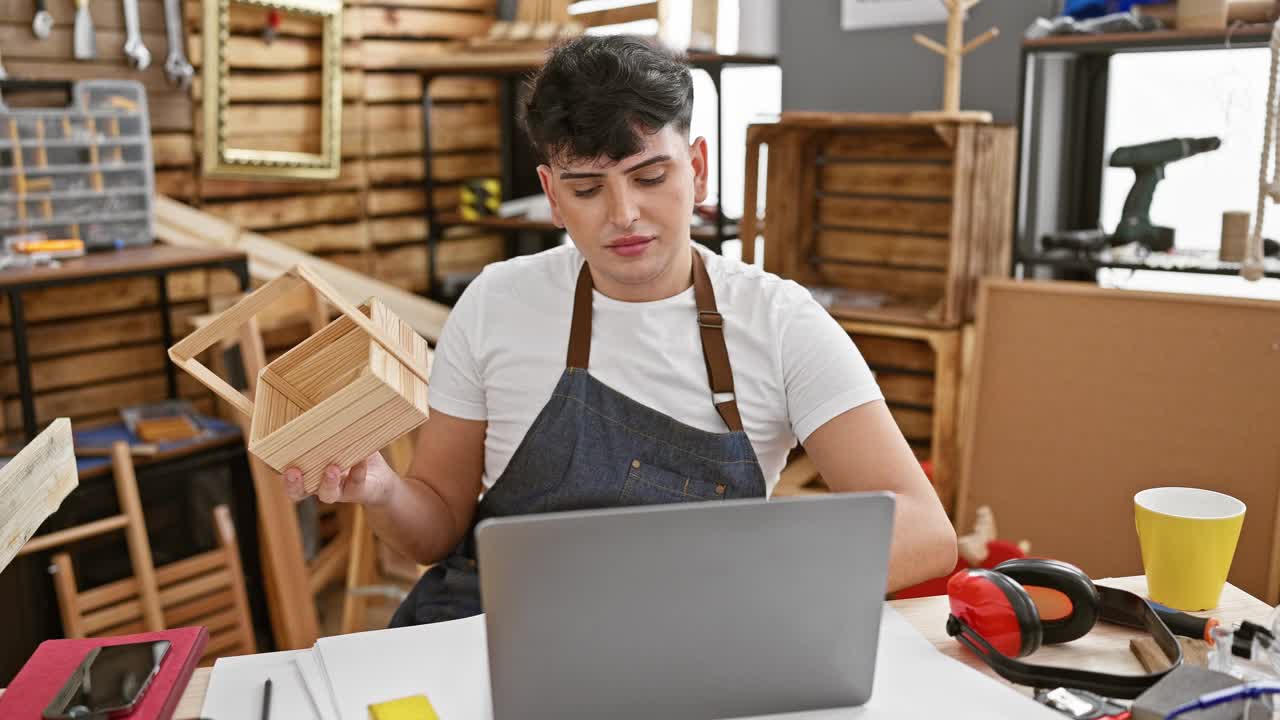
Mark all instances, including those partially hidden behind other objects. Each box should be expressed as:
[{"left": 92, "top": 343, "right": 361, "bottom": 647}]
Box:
[{"left": 475, "top": 492, "right": 896, "bottom": 720}]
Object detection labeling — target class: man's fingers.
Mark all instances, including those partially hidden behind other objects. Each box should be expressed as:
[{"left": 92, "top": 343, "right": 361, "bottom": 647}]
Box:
[
  {"left": 346, "top": 460, "right": 368, "bottom": 493},
  {"left": 283, "top": 467, "right": 306, "bottom": 501},
  {"left": 318, "top": 464, "right": 344, "bottom": 504}
]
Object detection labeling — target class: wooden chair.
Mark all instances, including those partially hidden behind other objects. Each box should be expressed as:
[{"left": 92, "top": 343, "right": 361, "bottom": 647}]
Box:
[{"left": 19, "top": 442, "right": 258, "bottom": 665}]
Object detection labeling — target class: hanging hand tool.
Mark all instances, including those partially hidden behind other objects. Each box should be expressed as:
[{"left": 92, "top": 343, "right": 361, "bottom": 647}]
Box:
[
  {"left": 121, "top": 0, "right": 151, "bottom": 69},
  {"left": 162, "top": 0, "right": 194, "bottom": 87},
  {"left": 73, "top": 0, "right": 96, "bottom": 60},
  {"left": 32, "top": 0, "right": 53, "bottom": 39}
]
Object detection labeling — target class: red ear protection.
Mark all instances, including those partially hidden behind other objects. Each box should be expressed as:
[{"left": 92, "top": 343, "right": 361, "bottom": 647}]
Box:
[{"left": 945, "top": 558, "right": 1183, "bottom": 699}]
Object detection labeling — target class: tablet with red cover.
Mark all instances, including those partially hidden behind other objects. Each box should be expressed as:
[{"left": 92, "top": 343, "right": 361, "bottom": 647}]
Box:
[{"left": 0, "top": 626, "right": 209, "bottom": 720}]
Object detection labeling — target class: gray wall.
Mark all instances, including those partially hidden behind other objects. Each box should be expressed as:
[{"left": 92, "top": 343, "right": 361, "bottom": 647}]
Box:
[{"left": 780, "top": 0, "right": 1061, "bottom": 123}]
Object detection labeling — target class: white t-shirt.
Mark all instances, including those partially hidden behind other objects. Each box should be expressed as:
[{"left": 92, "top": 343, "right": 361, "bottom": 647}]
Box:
[{"left": 427, "top": 243, "right": 883, "bottom": 495}]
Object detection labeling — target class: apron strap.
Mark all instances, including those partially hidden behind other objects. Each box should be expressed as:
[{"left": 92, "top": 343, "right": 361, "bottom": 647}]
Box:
[
  {"left": 565, "top": 249, "right": 745, "bottom": 433},
  {"left": 691, "top": 249, "right": 744, "bottom": 433}
]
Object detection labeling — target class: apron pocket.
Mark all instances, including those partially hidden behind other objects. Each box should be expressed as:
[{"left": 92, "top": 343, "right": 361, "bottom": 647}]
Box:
[{"left": 618, "top": 458, "right": 729, "bottom": 505}]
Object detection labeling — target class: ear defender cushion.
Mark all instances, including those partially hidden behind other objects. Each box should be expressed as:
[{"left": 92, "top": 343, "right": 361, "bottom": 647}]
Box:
[
  {"left": 994, "top": 558, "right": 1100, "bottom": 645},
  {"left": 947, "top": 568, "right": 1043, "bottom": 658}
]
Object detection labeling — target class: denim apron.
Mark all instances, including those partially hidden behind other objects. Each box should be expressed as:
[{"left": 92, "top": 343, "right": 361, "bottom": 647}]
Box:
[{"left": 389, "top": 250, "right": 767, "bottom": 627}]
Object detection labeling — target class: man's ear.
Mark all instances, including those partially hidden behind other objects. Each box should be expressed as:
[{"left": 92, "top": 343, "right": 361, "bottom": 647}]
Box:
[
  {"left": 536, "top": 164, "right": 567, "bottom": 228},
  {"left": 689, "top": 136, "right": 709, "bottom": 204}
]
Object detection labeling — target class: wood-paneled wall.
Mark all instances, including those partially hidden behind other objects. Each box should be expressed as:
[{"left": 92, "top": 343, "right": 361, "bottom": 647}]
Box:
[{"left": 0, "top": 0, "right": 506, "bottom": 294}]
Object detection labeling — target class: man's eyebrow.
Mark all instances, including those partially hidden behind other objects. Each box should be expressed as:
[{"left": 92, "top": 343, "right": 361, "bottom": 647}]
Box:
[{"left": 558, "top": 155, "right": 672, "bottom": 180}]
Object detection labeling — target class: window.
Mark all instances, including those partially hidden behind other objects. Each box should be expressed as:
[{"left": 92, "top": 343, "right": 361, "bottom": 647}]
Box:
[{"left": 1100, "top": 48, "right": 1280, "bottom": 299}]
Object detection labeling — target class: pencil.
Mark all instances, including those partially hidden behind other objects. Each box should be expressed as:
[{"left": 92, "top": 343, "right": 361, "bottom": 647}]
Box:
[{"left": 261, "top": 677, "right": 273, "bottom": 720}]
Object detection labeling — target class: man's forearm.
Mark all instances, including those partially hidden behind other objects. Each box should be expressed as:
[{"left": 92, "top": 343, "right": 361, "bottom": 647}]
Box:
[
  {"left": 885, "top": 492, "right": 958, "bottom": 593},
  {"left": 366, "top": 474, "right": 469, "bottom": 567}
]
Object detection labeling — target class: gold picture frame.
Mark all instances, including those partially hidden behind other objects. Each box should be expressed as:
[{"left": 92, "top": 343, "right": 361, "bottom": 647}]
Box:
[{"left": 201, "top": 0, "right": 343, "bottom": 180}]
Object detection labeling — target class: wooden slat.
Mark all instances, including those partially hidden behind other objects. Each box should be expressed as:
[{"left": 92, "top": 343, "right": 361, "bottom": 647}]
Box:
[
  {"left": 1, "top": 419, "right": 76, "bottom": 570},
  {"left": 820, "top": 161, "right": 954, "bottom": 198},
  {"left": 367, "top": 74, "right": 498, "bottom": 103},
  {"left": 189, "top": 36, "right": 363, "bottom": 70},
  {"left": 368, "top": 216, "right": 427, "bottom": 246},
  {"left": 156, "top": 169, "right": 198, "bottom": 199},
  {"left": 823, "top": 130, "right": 954, "bottom": 161},
  {"left": 851, "top": 334, "right": 936, "bottom": 373},
  {"left": 366, "top": 101, "right": 498, "bottom": 133},
  {"left": 199, "top": 160, "right": 368, "bottom": 199},
  {"left": 197, "top": 127, "right": 366, "bottom": 159},
  {"left": 366, "top": 124, "right": 500, "bottom": 157},
  {"left": 814, "top": 230, "right": 951, "bottom": 270},
  {"left": 818, "top": 196, "right": 953, "bottom": 235},
  {"left": 369, "top": 151, "right": 500, "bottom": 184},
  {"left": 0, "top": 21, "right": 165, "bottom": 62},
  {"left": 164, "top": 588, "right": 234, "bottom": 626},
  {"left": 572, "top": 2, "right": 657, "bottom": 26},
  {"left": 366, "top": 186, "right": 459, "bottom": 216},
  {"left": 3, "top": 373, "right": 208, "bottom": 429},
  {"left": 202, "top": 626, "right": 244, "bottom": 658},
  {"left": 0, "top": 304, "right": 204, "bottom": 363},
  {"left": 266, "top": 223, "right": 371, "bottom": 253},
  {"left": 159, "top": 566, "right": 232, "bottom": 608},
  {"left": 0, "top": 344, "right": 167, "bottom": 394},
  {"left": 890, "top": 406, "right": 933, "bottom": 440},
  {"left": 18, "top": 515, "right": 129, "bottom": 556},
  {"left": 16, "top": 277, "right": 160, "bottom": 323},
  {"left": 157, "top": 548, "right": 226, "bottom": 586},
  {"left": 152, "top": 134, "right": 196, "bottom": 167},
  {"left": 876, "top": 371, "right": 935, "bottom": 408},
  {"left": 360, "top": 39, "right": 464, "bottom": 69},
  {"left": 202, "top": 191, "right": 364, "bottom": 230},
  {"left": 0, "top": 0, "right": 162, "bottom": 29},
  {"left": 193, "top": 70, "right": 364, "bottom": 102},
  {"left": 357, "top": 7, "right": 493, "bottom": 37},
  {"left": 224, "top": 104, "right": 366, "bottom": 138},
  {"left": 82, "top": 598, "right": 145, "bottom": 636}
]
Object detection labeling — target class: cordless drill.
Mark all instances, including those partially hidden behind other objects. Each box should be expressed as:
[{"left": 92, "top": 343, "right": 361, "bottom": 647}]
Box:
[{"left": 1042, "top": 136, "right": 1221, "bottom": 254}]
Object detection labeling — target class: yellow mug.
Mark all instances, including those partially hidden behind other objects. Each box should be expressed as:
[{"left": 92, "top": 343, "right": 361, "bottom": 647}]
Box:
[{"left": 1134, "top": 487, "right": 1245, "bottom": 611}]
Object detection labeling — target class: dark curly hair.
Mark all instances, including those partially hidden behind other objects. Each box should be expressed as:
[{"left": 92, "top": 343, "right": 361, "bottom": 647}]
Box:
[{"left": 521, "top": 34, "right": 695, "bottom": 166}]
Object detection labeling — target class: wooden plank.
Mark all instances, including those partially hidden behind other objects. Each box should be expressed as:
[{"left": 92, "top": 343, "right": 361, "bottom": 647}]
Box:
[
  {"left": 224, "top": 104, "right": 366, "bottom": 138},
  {"left": 573, "top": 2, "right": 657, "bottom": 26},
  {"left": 202, "top": 191, "right": 364, "bottom": 230},
  {"left": 814, "top": 230, "right": 951, "bottom": 270},
  {"left": 817, "top": 263, "right": 946, "bottom": 301},
  {"left": 0, "top": 304, "right": 204, "bottom": 363},
  {"left": 367, "top": 74, "right": 497, "bottom": 103},
  {"left": 189, "top": 36, "right": 363, "bottom": 70},
  {"left": 360, "top": 39, "right": 465, "bottom": 69},
  {"left": 365, "top": 101, "right": 497, "bottom": 132},
  {"left": 367, "top": 186, "right": 459, "bottom": 216},
  {"left": 823, "top": 130, "right": 954, "bottom": 162},
  {"left": 2, "top": 59, "right": 183, "bottom": 95},
  {"left": 890, "top": 405, "right": 933, "bottom": 441},
  {"left": 818, "top": 196, "right": 953, "bottom": 236},
  {"left": 963, "top": 126, "right": 1017, "bottom": 322},
  {"left": 16, "top": 277, "right": 160, "bottom": 323},
  {"left": 156, "top": 169, "right": 198, "bottom": 200},
  {"left": 368, "top": 216, "right": 427, "bottom": 246},
  {"left": 0, "top": 344, "right": 169, "bottom": 394},
  {"left": 3, "top": 373, "right": 210, "bottom": 429},
  {"left": 820, "top": 161, "right": 954, "bottom": 198},
  {"left": 265, "top": 223, "right": 371, "bottom": 253},
  {"left": 850, "top": 334, "right": 936, "bottom": 373},
  {"left": 0, "top": 418, "right": 76, "bottom": 573},
  {"left": 876, "top": 371, "right": 935, "bottom": 408},
  {"left": 194, "top": 70, "right": 365, "bottom": 102},
  {"left": 152, "top": 133, "right": 196, "bottom": 168},
  {"left": 0, "top": 24, "right": 166, "bottom": 64},
  {"left": 0, "top": 0, "right": 162, "bottom": 28},
  {"left": 368, "top": 151, "right": 500, "bottom": 184},
  {"left": 199, "top": 160, "right": 368, "bottom": 199},
  {"left": 357, "top": 6, "right": 492, "bottom": 37},
  {"left": 197, "top": 127, "right": 366, "bottom": 159},
  {"left": 184, "top": 1, "right": 343, "bottom": 37},
  {"left": 149, "top": 95, "right": 195, "bottom": 133},
  {"left": 366, "top": 124, "right": 500, "bottom": 157}
]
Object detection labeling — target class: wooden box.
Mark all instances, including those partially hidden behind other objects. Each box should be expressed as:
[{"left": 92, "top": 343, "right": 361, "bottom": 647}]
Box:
[
  {"left": 742, "top": 113, "right": 1017, "bottom": 328},
  {"left": 775, "top": 320, "right": 963, "bottom": 515},
  {"left": 168, "top": 264, "right": 430, "bottom": 493}
]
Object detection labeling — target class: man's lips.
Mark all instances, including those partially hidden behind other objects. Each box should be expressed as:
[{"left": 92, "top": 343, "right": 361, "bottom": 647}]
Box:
[{"left": 607, "top": 235, "right": 655, "bottom": 248}]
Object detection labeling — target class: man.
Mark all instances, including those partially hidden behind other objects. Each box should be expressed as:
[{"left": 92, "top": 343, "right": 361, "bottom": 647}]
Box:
[{"left": 282, "top": 34, "right": 957, "bottom": 627}]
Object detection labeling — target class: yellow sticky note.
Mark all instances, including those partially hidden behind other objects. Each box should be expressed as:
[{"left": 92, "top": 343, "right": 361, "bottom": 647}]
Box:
[{"left": 367, "top": 694, "right": 440, "bottom": 720}]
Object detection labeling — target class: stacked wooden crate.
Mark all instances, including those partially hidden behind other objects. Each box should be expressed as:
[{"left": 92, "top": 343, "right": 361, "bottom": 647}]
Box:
[
  {"left": 752, "top": 114, "right": 1016, "bottom": 514},
  {"left": 0, "top": 268, "right": 241, "bottom": 445}
]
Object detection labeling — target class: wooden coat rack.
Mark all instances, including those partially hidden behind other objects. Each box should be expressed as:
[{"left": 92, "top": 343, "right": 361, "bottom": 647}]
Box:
[{"left": 911, "top": 0, "right": 999, "bottom": 123}]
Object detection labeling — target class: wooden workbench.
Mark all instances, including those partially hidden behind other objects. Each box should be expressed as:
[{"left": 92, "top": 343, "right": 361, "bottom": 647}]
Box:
[{"left": 164, "top": 575, "right": 1274, "bottom": 718}]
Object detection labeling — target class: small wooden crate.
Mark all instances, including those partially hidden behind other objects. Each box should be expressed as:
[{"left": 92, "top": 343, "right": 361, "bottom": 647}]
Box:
[
  {"left": 168, "top": 264, "right": 430, "bottom": 493},
  {"left": 774, "top": 320, "right": 963, "bottom": 515},
  {"left": 742, "top": 113, "right": 1016, "bottom": 328}
]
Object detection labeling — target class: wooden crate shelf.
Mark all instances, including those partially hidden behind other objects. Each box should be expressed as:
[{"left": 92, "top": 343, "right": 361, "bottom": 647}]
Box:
[
  {"left": 743, "top": 113, "right": 1017, "bottom": 328},
  {"left": 774, "top": 320, "right": 964, "bottom": 515}
]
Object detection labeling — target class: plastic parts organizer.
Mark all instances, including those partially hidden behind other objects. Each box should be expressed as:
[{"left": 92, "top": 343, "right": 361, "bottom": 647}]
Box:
[{"left": 0, "top": 79, "right": 154, "bottom": 249}]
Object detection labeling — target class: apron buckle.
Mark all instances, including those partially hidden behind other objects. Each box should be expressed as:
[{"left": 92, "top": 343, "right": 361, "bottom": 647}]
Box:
[{"left": 698, "top": 310, "right": 724, "bottom": 329}]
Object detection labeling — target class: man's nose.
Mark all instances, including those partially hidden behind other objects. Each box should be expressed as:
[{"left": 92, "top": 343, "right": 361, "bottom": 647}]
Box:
[{"left": 605, "top": 186, "right": 640, "bottom": 229}]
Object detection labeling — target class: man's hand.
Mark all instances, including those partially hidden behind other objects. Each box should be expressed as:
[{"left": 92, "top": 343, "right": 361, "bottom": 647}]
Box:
[{"left": 282, "top": 452, "right": 398, "bottom": 506}]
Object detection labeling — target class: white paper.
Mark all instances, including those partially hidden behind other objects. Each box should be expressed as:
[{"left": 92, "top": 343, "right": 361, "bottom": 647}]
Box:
[
  {"left": 294, "top": 651, "right": 339, "bottom": 720},
  {"left": 297, "top": 607, "right": 1060, "bottom": 720},
  {"left": 841, "top": 0, "right": 948, "bottom": 31},
  {"left": 314, "top": 613, "right": 492, "bottom": 720},
  {"left": 200, "top": 649, "right": 318, "bottom": 720}
]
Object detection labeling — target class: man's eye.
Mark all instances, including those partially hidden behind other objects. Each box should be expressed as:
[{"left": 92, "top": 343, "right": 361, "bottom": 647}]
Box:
[
  {"left": 636, "top": 174, "right": 666, "bottom": 186},
  {"left": 572, "top": 187, "right": 601, "bottom": 198}
]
